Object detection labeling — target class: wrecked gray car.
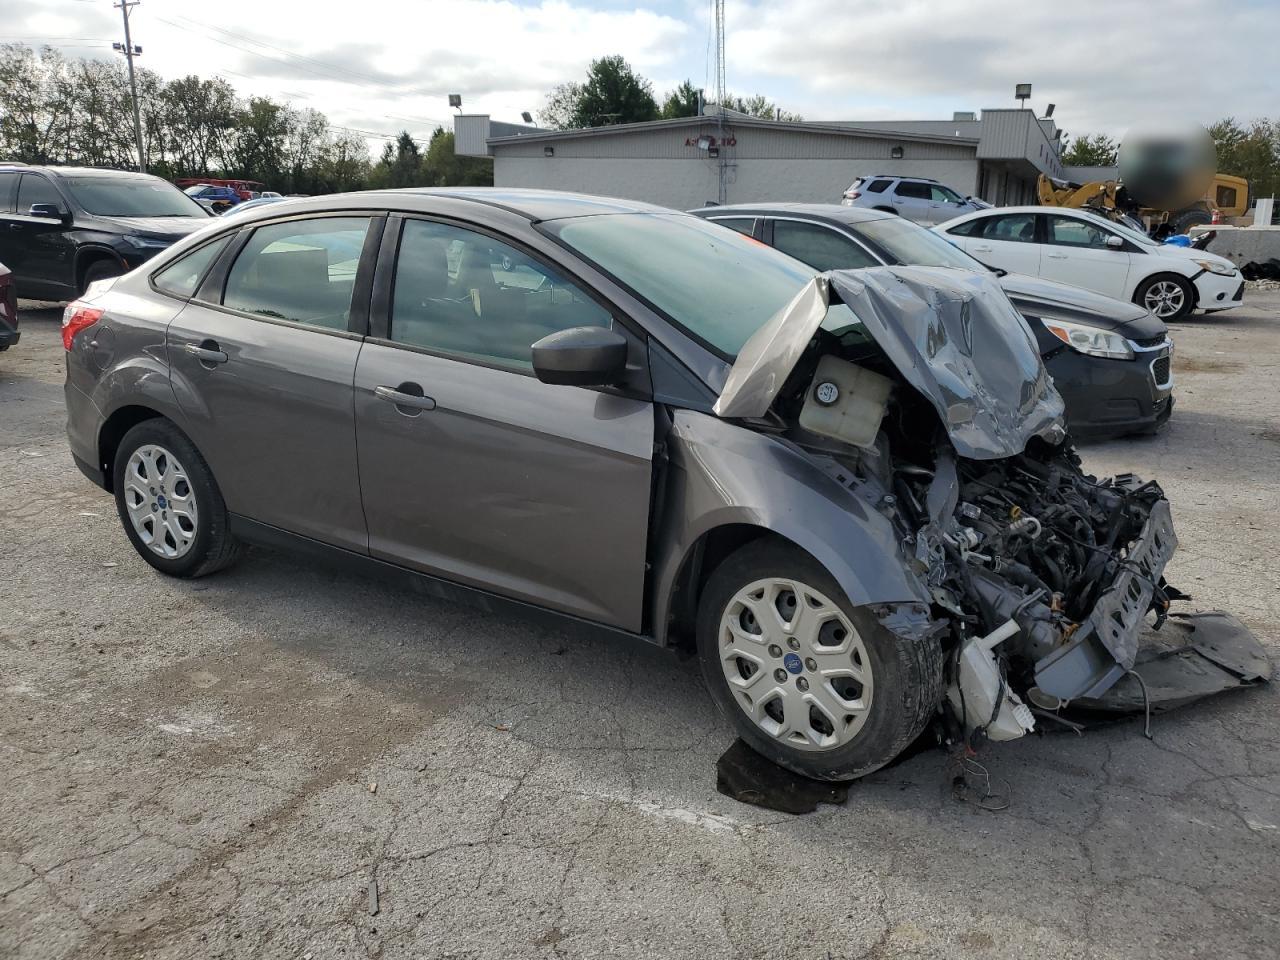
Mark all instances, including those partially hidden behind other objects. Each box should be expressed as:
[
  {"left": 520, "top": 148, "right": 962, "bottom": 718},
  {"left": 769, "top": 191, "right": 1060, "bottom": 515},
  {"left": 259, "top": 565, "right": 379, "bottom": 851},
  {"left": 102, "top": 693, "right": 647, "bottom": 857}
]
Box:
[{"left": 62, "top": 191, "right": 1266, "bottom": 782}]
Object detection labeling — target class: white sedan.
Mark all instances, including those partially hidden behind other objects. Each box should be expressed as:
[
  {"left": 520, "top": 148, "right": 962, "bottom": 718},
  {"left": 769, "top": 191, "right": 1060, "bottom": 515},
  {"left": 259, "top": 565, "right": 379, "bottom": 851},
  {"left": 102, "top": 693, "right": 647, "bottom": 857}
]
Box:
[{"left": 933, "top": 206, "right": 1242, "bottom": 321}]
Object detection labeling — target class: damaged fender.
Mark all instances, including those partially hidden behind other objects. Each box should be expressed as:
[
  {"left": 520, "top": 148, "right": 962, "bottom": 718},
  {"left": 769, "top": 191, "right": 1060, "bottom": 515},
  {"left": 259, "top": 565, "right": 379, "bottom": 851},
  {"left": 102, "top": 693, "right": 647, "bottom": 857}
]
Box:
[{"left": 649, "top": 408, "right": 933, "bottom": 645}]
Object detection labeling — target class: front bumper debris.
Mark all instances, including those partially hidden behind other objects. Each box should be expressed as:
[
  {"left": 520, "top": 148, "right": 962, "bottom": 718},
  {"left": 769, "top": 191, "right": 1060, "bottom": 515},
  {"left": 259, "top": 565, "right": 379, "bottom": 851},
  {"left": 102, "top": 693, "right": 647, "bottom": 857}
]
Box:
[
  {"left": 1034, "top": 499, "right": 1178, "bottom": 701},
  {"left": 1069, "top": 611, "right": 1272, "bottom": 714}
]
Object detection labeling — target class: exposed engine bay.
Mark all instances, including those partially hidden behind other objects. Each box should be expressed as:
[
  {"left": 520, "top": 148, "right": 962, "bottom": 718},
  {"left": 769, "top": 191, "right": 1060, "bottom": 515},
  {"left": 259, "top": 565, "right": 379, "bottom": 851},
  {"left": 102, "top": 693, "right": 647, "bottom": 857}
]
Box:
[{"left": 713, "top": 265, "right": 1256, "bottom": 745}]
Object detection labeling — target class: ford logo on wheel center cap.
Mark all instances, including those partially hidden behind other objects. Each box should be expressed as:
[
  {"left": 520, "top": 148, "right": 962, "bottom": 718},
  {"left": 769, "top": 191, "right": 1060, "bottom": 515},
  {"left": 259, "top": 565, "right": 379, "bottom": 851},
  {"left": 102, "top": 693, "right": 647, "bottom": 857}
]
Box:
[{"left": 783, "top": 652, "right": 803, "bottom": 674}]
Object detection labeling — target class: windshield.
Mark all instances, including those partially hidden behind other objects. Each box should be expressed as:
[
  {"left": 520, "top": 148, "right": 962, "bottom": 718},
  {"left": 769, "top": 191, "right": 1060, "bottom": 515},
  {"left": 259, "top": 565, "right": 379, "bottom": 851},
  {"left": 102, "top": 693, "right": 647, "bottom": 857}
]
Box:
[
  {"left": 547, "top": 212, "right": 816, "bottom": 357},
  {"left": 849, "top": 216, "right": 983, "bottom": 271},
  {"left": 69, "top": 177, "right": 209, "bottom": 218}
]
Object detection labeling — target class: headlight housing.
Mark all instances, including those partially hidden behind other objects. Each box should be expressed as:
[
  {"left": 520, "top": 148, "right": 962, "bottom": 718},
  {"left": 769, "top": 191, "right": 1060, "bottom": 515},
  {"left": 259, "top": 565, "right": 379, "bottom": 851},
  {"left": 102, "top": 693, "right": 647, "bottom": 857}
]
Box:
[
  {"left": 1193, "top": 258, "right": 1236, "bottom": 276},
  {"left": 1040, "top": 318, "right": 1134, "bottom": 360},
  {"left": 124, "top": 235, "right": 173, "bottom": 250}
]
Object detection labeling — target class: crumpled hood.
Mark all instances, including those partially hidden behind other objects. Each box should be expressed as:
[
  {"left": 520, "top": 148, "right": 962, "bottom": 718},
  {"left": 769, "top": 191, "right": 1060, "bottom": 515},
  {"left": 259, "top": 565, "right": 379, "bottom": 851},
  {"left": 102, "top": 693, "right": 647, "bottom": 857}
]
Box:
[{"left": 714, "top": 265, "right": 1066, "bottom": 460}]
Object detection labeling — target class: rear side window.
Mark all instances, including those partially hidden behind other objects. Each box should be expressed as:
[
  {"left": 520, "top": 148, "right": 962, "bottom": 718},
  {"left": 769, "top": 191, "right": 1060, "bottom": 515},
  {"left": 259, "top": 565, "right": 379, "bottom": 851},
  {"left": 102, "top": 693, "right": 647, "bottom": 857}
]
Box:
[
  {"left": 773, "top": 220, "right": 878, "bottom": 271},
  {"left": 866, "top": 179, "right": 892, "bottom": 193},
  {"left": 945, "top": 219, "right": 986, "bottom": 238},
  {"left": 223, "top": 217, "right": 370, "bottom": 330},
  {"left": 17, "top": 174, "right": 62, "bottom": 212},
  {"left": 984, "top": 214, "right": 1038, "bottom": 243},
  {"left": 152, "top": 237, "right": 230, "bottom": 298},
  {"left": 710, "top": 217, "right": 756, "bottom": 237},
  {"left": 389, "top": 218, "right": 611, "bottom": 370},
  {"left": 893, "top": 180, "right": 931, "bottom": 200}
]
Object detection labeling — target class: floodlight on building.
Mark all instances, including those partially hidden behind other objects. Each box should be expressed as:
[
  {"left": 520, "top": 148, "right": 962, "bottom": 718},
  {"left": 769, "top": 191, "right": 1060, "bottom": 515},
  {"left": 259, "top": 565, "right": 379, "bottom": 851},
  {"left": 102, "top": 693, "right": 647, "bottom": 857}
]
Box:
[
  {"left": 448, "top": 94, "right": 462, "bottom": 111},
  {"left": 521, "top": 111, "right": 533, "bottom": 123},
  {"left": 544, "top": 146, "right": 554, "bottom": 157},
  {"left": 1015, "top": 83, "right": 1032, "bottom": 107},
  {"left": 1044, "top": 102, "right": 1056, "bottom": 118},
  {"left": 890, "top": 145, "right": 904, "bottom": 159}
]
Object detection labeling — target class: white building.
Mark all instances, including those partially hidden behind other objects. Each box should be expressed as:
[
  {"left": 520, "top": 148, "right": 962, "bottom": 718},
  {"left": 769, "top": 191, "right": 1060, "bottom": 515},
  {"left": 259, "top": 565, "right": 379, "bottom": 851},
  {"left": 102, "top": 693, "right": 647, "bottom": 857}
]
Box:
[{"left": 455, "top": 108, "right": 1066, "bottom": 209}]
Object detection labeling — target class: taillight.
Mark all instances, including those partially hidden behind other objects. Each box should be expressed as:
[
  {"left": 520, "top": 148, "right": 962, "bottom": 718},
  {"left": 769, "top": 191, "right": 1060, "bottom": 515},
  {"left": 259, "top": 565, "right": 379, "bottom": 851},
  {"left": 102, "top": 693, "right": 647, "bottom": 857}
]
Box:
[
  {"left": 62, "top": 302, "right": 103, "bottom": 350},
  {"left": 847, "top": 191, "right": 861, "bottom": 200}
]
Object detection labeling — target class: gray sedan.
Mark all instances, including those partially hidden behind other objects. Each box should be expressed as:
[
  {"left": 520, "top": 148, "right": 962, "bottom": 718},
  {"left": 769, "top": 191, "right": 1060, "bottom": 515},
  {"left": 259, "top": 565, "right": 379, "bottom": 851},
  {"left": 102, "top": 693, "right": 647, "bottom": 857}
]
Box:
[{"left": 63, "top": 189, "right": 1188, "bottom": 780}]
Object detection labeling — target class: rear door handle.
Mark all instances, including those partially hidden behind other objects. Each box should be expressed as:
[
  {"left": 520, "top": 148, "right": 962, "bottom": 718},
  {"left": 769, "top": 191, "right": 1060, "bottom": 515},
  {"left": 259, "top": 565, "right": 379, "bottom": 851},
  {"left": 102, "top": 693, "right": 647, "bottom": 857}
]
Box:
[
  {"left": 182, "top": 342, "right": 227, "bottom": 364},
  {"left": 1045, "top": 252, "right": 1068, "bottom": 259},
  {"left": 374, "top": 384, "right": 436, "bottom": 412}
]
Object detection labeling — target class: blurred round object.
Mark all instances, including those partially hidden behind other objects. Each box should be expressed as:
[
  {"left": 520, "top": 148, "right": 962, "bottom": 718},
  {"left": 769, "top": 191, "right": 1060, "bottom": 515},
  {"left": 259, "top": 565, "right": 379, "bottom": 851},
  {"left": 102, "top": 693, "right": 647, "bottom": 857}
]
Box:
[{"left": 1118, "top": 125, "right": 1216, "bottom": 210}]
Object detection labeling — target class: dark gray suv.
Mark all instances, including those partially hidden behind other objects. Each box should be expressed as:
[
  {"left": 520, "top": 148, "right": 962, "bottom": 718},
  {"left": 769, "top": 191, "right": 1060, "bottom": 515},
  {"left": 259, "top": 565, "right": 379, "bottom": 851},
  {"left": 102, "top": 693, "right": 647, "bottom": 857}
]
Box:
[{"left": 63, "top": 188, "right": 1192, "bottom": 780}]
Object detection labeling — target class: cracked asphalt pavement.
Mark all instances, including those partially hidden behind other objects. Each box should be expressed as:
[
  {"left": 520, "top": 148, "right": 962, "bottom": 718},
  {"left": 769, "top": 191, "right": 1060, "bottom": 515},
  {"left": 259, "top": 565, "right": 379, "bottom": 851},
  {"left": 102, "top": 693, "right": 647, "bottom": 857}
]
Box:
[{"left": 3, "top": 292, "right": 1279, "bottom": 959}]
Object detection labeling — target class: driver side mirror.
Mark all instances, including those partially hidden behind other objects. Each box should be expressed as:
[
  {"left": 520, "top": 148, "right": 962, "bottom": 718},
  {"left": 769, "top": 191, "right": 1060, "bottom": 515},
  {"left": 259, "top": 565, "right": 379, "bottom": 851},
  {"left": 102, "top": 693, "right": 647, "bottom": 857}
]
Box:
[
  {"left": 531, "top": 326, "right": 629, "bottom": 387},
  {"left": 29, "top": 203, "right": 70, "bottom": 224},
  {"left": 1105, "top": 235, "right": 1124, "bottom": 250}
]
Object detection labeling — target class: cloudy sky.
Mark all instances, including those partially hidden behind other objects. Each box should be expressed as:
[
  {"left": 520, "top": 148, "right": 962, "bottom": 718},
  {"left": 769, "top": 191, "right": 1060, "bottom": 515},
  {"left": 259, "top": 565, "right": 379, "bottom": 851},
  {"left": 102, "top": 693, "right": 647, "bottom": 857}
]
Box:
[{"left": 4, "top": 0, "right": 1277, "bottom": 146}]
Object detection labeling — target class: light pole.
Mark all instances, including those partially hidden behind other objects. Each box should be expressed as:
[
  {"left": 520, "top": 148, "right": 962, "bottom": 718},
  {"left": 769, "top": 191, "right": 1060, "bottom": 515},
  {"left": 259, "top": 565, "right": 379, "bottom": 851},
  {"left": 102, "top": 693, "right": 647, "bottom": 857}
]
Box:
[{"left": 114, "top": 0, "right": 146, "bottom": 173}]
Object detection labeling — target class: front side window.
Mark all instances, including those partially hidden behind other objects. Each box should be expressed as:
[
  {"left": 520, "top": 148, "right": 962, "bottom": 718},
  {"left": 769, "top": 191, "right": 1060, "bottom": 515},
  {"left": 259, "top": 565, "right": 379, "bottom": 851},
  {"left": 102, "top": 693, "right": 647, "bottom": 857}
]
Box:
[
  {"left": 153, "top": 237, "right": 230, "bottom": 298},
  {"left": 985, "top": 214, "right": 1038, "bottom": 243},
  {"left": 390, "top": 218, "right": 611, "bottom": 369},
  {"left": 711, "top": 217, "right": 756, "bottom": 236},
  {"left": 548, "top": 212, "right": 816, "bottom": 358},
  {"left": 224, "top": 217, "right": 370, "bottom": 330},
  {"left": 1216, "top": 185, "right": 1237, "bottom": 209},
  {"left": 17, "top": 175, "right": 62, "bottom": 212},
  {"left": 930, "top": 184, "right": 963, "bottom": 203},
  {"left": 773, "top": 220, "right": 878, "bottom": 271},
  {"left": 1047, "top": 215, "right": 1112, "bottom": 249},
  {"left": 894, "top": 181, "right": 931, "bottom": 200}
]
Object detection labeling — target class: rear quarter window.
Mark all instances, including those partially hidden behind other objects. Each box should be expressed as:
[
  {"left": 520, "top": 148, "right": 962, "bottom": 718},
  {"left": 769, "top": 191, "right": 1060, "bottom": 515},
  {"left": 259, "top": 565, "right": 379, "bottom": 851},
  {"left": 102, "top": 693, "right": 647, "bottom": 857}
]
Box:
[{"left": 152, "top": 237, "right": 231, "bottom": 299}]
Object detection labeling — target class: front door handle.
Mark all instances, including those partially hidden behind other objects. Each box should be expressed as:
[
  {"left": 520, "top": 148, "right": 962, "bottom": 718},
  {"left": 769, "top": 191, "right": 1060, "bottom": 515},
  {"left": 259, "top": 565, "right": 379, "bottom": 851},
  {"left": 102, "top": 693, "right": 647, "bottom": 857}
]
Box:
[
  {"left": 183, "top": 341, "right": 227, "bottom": 365},
  {"left": 1045, "top": 252, "right": 1068, "bottom": 259},
  {"left": 972, "top": 244, "right": 993, "bottom": 252},
  {"left": 374, "top": 384, "right": 436, "bottom": 413}
]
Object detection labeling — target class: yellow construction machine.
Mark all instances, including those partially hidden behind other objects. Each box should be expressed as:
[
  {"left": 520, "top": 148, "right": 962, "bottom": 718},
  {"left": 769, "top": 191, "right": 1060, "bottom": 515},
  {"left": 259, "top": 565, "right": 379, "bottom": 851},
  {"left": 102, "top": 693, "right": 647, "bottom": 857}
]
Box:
[{"left": 1038, "top": 172, "right": 1249, "bottom": 237}]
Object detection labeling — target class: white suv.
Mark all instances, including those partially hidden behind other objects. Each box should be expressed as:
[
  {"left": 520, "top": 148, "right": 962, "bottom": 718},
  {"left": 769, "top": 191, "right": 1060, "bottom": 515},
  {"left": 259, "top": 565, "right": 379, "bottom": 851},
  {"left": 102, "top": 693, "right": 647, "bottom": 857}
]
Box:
[{"left": 841, "top": 175, "right": 986, "bottom": 225}]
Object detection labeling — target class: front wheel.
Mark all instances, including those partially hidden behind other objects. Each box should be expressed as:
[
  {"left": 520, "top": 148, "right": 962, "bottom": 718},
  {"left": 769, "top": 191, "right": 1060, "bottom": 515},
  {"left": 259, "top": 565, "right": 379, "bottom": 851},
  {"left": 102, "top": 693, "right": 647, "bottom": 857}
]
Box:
[
  {"left": 696, "top": 540, "right": 943, "bottom": 781},
  {"left": 112, "top": 419, "right": 242, "bottom": 577},
  {"left": 1134, "top": 273, "right": 1195, "bottom": 321}
]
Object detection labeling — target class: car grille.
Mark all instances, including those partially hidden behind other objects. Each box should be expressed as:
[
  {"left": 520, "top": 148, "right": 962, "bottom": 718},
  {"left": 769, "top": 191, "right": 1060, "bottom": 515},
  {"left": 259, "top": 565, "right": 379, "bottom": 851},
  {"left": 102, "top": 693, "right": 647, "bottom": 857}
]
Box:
[
  {"left": 1132, "top": 334, "right": 1166, "bottom": 348},
  {"left": 1152, "top": 354, "right": 1172, "bottom": 387}
]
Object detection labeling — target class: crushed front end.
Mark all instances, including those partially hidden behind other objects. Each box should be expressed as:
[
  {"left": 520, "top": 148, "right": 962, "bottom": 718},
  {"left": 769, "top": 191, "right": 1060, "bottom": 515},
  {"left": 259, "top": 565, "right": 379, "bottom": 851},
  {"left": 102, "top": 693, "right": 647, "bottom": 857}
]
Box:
[{"left": 715, "top": 265, "right": 1263, "bottom": 745}]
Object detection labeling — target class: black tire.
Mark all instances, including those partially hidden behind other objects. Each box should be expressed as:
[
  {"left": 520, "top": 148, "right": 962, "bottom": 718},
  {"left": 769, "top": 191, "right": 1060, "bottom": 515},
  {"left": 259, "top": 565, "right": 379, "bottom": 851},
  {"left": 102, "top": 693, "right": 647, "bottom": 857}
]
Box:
[
  {"left": 1133, "top": 273, "right": 1196, "bottom": 322},
  {"left": 696, "top": 539, "right": 943, "bottom": 781},
  {"left": 112, "top": 419, "right": 242, "bottom": 578},
  {"left": 81, "top": 258, "right": 124, "bottom": 294},
  {"left": 1170, "top": 208, "right": 1212, "bottom": 235}
]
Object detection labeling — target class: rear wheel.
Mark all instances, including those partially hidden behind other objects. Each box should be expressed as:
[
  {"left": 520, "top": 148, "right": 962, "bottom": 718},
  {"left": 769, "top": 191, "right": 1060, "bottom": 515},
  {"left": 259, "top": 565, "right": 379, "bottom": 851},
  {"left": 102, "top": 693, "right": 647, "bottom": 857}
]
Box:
[
  {"left": 112, "top": 419, "right": 241, "bottom": 577},
  {"left": 81, "top": 258, "right": 124, "bottom": 294},
  {"left": 696, "top": 540, "right": 943, "bottom": 781},
  {"left": 1134, "top": 273, "right": 1195, "bottom": 321}
]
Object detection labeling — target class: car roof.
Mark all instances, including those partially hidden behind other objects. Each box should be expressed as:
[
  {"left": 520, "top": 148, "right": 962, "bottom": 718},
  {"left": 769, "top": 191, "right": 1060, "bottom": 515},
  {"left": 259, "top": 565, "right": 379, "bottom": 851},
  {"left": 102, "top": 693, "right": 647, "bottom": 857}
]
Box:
[
  {"left": 11, "top": 165, "right": 167, "bottom": 182},
  {"left": 378, "top": 188, "right": 673, "bottom": 221},
  {"left": 691, "top": 202, "right": 896, "bottom": 225},
  {"left": 856, "top": 174, "right": 938, "bottom": 183}
]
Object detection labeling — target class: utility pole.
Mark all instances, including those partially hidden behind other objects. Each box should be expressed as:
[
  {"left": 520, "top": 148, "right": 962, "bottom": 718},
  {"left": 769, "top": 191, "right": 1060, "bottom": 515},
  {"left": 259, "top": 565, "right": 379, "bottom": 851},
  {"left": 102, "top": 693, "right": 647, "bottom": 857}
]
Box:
[
  {"left": 713, "top": 0, "right": 727, "bottom": 204},
  {"left": 113, "top": 1, "right": 146, "bottom": 173}
]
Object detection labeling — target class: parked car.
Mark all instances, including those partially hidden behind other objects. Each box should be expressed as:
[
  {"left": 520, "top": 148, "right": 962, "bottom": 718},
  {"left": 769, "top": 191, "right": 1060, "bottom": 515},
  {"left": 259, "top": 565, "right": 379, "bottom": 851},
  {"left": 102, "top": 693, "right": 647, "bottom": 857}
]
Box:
[
  {"left": 0, "top": 261, "right": 18, "bottom": 351},
  {"left": 691, "top": 203, "right": 1173, "bottom": 439},
  {"left": 183, "top": 184, "right": 241, "bottom": 214},
  {"left": 934, "top": 206, "right": 1243, "bottom": 321},
  {"left": 64, "top": 189, "right": 1188, "bottom": 780},
  {"left": 0, "top": 166, "right": 212, "bottom": 301},
  {"left": 219, "top": 195, "right": 290, "bottom": 218},
  {"left": 841, "top": 175, "right": 986, "bottom": 225}
]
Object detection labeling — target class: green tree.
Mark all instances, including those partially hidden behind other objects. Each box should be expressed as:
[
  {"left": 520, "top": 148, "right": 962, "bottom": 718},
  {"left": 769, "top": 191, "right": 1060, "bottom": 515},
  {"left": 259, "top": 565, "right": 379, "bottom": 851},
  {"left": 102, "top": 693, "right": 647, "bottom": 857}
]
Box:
[
  {"left": 540, "top": 81, "right": 582, "bottom": 130},
  {"left": 230, "top": 97, "right": 291, "bottom": 185},
  {"left": 1061, "top": 133, "right": 1119, "bottom": 167},
  {"left": 721, "top": 93, "right": 802, "bottom": 121},
  {"left": 660, "top": 80, "right": 702, "bottom": 119},
  {"left": 569, "top": 55, "right": 658, "bottom": 127},
  {"left": 420, "top": 127, "right": 492, "bottom": 186},
  {"left": 1210, "top": 117, "right": 1280, "bottom": 198},
  {"left": 368, "top": 130, "right": 423, "bottom": 188}
]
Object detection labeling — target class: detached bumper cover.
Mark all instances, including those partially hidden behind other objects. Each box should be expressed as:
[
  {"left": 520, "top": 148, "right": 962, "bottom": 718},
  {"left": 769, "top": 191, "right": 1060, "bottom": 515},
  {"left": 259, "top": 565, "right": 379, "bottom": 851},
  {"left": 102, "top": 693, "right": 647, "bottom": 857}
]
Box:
[{"left": 1033, "top": 499, "right": 1179, "bottom": 700}]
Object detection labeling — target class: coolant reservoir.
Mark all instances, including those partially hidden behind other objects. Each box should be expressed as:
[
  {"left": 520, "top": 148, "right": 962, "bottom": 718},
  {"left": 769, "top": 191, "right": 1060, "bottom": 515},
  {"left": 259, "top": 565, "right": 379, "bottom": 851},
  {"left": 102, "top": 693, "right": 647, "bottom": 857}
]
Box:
[{"left": 798, "top": 355, "right": 893, "bottom": 448}]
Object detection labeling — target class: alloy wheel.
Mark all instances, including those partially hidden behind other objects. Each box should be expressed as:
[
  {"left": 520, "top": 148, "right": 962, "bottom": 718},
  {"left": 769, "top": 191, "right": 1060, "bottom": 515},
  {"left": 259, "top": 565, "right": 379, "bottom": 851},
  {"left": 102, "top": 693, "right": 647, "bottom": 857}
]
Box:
[
  {"left": 717, "top": 578, "right": 873, "bottom": 751},
  {"left": 1144, "top": 281, "right": 1186, "bottom": 318},
  {"left": 123, "top": 444, "right": 199, "bottom": 559}
]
